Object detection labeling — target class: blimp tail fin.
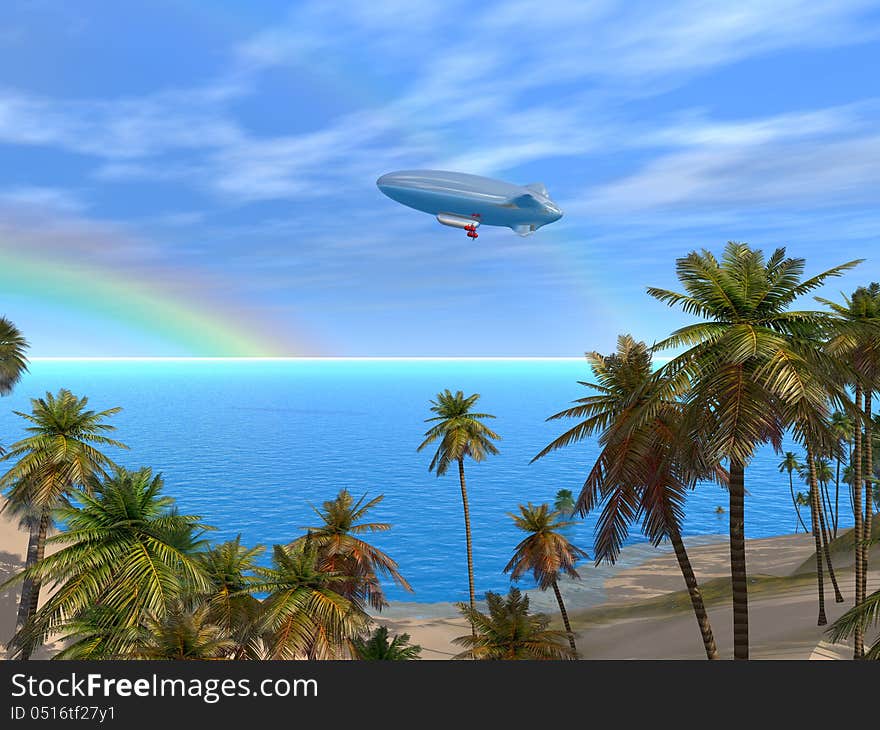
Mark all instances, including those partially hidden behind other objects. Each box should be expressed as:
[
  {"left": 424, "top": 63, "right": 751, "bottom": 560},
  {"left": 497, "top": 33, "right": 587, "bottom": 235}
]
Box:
[
  {"left": 525, "top": 182, "right": 548, "bottom": 197},
  {"left": 509, "top": 193, "right": 543, "bottom": 209}
]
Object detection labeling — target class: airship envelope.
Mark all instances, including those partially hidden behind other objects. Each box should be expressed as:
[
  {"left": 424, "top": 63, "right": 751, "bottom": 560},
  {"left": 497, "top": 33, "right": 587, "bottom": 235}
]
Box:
[{"left": 376, "top": 170, "right": 563, "bottom": 238}]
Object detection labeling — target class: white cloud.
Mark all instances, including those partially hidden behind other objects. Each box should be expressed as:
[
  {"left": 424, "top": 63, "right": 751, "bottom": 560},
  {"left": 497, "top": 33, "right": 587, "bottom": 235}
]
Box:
[
  {"left": 0, "top": 186, "right": 86, "bottom": 213},
  {"left": 1, "top": 0, "right": 879, "bottom": 207},
  {"left": 568, "top": 104, "right": 880, "bottom": 215}
]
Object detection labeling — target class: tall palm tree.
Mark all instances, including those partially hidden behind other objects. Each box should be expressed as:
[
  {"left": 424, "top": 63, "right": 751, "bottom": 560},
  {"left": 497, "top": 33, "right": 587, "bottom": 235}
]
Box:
[
  {"left": 798, "top": 456, "right": 842, "bottom": 567},
  {"left": 795, "top": 491, "right": 811, "bottom": 528},
  {"left": 779, "top": 452, "right": 807, "bottom": 533},
  {"left": 351, "top": 625, "right": 422, "bottom": 660},
  {"left": 251, "top": 541, "right": 370, "bottom": 659},
  {"left": 292, "top": 489, "right": 412, "bottom": 610},
  {"left": 0, "top": 389, "right": 126, "bottom": 658},
  {"left": 647, "top": 242, "right": 859, "bottom": 659},
  {"left": 452, "top": 588, "right": 575, "bottom": 660},
  {"left": 830, "top": 410, "right": 853, "bottom": 537},
  {"left": 800, "top": 448, "right": 844, "bottom": 624},
  {"left": 533, "top": 335, "right": 722, "bottom": 659},
  {"left": 504, "top": 503, "right": 588, "bottom": 654},
  {"left": 819, "top": 283, "right": 880, "bottom": 658},
  {"left": 813, "top": 458, "right": 838, "bottom": 549},
  {"left": 417, "top": 390, "right": 500, "bottom": 616},
  {"left": 3, "top": 466, "right": 210, "bottom": 659},
  {"left": 816, "top": 456, "right": 834, "bottom": 536}
]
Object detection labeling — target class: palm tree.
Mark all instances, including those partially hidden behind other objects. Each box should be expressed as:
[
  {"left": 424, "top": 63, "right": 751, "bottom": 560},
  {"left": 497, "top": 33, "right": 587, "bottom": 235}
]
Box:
[
  {"left": 0, "top": 389, "right": 126, "bottom": 658},
  {"left": 795, "top": 491, "right": 811, "bottom": 526},
  {"left": 813, "top": 458, "right": 834, "bottom": 529},
  {"left": 798, "top": 456, "right": 844, "bottom": 595},
  {"left": 195, "top": 537, "right": 266, "bottom": 660},
  {"left": 830, "top": 410, "right": 853, "bottom": 537},
  {"left": 819, "top": 283, "right": 880, "bottom": 658},
  {"left": 779, "top": 452, "right": 808, "bottom": 533},
  {"left": 292, "top": 489, "right": 412, "bottom": 610},
  {"left": 452, "top": 588, "right": 575, "bottom": 660},
  {"left": 417, "top": 390, "right": 500, "bottom": 616},
  {"left": 828, "top": 588, "right": 880, "bottom": 660},
  {"left": 801, "top": 449, "right": 843, "bottom": 625},
  {"left": 352, "top": 625, "right": 422, "bottom": 660},
  {"left": 251, "top": 541, "right": 370, "bottom": 659},
  {"left": 533, "top": 335, "right": 721, "bottom": 659},
  {"left": 0, "top": 317, "right": 28, "bottom": 399},
  {"left": 553, "top": 489, "right": 576, "bottom": 516},
  {"left": 133, "top": 603, "right": 234, "bottom": 660},
  {"left": 3, "top": 466, "right": 210, "bottom": 659},
  {"left": 647, "top": 242, "right": 859, "bottom": 659},
  {"left": 504, "top": 503, "right": 588, "bottom": 654}
]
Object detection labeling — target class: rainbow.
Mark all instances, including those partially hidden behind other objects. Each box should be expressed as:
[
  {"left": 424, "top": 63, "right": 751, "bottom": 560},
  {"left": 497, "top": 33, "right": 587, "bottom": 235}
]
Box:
[{"left": 0, "top": 248, "right": 312, "bottom": 357}]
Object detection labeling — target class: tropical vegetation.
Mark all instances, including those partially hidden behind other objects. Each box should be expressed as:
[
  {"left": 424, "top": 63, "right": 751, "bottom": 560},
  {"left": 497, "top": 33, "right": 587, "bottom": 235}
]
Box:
[
  {"left": 4, "top": 251, "right": 880, "bottom": 662},
  {"left": 504, "top": 502, "right": 587, "bottom": 654},
  {"left": 417, "top": 390, "right": 500, "bottom": 616},
  {"left": 452, "top": 588, "right": 576, "bottom": 660}
]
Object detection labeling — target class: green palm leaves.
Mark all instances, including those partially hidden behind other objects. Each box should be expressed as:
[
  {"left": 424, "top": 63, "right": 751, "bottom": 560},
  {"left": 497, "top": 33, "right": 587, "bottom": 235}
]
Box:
[
  {"left": 5, "top": 467, "right": 210, "bottom": 659},
  {"left": 648, "top": 242, "right": 859, "bottom": 660},
  {"left": 253, "top": 541, "right": 370, "bottom": 659},
  {"left": 352, "top": 625, "right": 422, "bottom": 660},
  {"left": 418, "top": 389, "right": 500, "bottom": 475},
  {"left": 418, "top": 389, "right": 500, "bottom": 614},
  {"left": 1, "top": 388, "right": 126, "bottom": 658},
  {"left": 293, "top": 488, "right": 412, "bottom": 610},
  {"left": 0, "top": 317, "right": 28, "bottom": 398},
  {"left": 3, "top": 472, "right": 409, "bottom": 660},
  {"left": 452, "top": 588, "right": 576, "bottom": 660},
  {"left": 2, "top": 389, "right": 126, "bottom": 508}
]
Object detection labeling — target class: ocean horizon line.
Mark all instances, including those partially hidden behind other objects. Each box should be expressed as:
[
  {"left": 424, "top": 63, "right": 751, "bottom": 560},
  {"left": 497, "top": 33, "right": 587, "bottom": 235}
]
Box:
[
  {"left": 29, "top": 356, "right": 589, "bottom": 362},
  {"left": 27, "top": 355, "right": 675, "bottom": 363}
]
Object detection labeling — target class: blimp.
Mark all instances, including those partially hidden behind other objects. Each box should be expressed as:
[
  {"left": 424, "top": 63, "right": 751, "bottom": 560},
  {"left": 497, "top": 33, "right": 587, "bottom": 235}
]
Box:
[{"left": 376, "top": 170, "right": 563, "bottom": 239}]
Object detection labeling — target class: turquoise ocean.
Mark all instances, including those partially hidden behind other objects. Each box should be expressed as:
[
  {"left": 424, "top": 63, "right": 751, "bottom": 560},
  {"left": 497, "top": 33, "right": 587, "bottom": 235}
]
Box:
[{"left": 0, "top": 359, "right": 849, "bottom": 603}]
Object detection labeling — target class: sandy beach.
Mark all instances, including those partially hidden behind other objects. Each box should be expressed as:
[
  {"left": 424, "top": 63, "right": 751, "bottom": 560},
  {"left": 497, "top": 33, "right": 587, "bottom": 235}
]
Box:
[
  {"left": 375, "top": 530, "right": 880, "bottom": 660},
  {"left": 2, "top": 504, "right": 877, "bottom": 660}
]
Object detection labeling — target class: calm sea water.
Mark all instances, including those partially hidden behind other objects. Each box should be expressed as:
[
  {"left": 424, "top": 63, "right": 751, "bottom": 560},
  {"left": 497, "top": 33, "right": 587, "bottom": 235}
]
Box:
[{"left": 0, "top": 359, "right": 851, "bottom": 603}]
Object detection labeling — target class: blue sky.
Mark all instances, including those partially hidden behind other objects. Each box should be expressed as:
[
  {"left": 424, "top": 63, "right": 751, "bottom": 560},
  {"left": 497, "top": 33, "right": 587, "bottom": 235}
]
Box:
[{"left": 1, "top": 0, "right": 879, "bottom": 356}]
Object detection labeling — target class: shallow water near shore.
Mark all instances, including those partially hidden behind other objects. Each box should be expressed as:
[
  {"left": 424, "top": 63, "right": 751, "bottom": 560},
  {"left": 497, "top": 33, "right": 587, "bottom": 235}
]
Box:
[{"left": 0, "top": 359, "right": 852, "bottom": 603}]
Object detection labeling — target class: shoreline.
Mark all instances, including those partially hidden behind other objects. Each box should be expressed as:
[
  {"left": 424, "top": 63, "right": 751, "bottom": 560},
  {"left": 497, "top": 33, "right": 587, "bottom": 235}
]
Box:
[{"left": 3, "top": 505, "right": 877, "bottom": 659}]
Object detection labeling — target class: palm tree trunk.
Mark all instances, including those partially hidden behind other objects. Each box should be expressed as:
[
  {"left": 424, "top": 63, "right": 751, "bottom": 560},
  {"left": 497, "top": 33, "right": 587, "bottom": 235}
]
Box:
[
  {"left": 789, "top": 472, "right": 808, "bottom": 533},
  {"left": 14, "top": 513, "right": 40, "bottom": 632},
  {"left": 807, "top": 451, "right": 827, "bottom": 626},
  {"left": 14, "top": 505, "right": 50, "bottom": 660},
  {"left": 551, "top": 579, "right": 577, "bottom": 655},
  {"left": 729, "top": 458, "right": 748, "bottom": 660},
  {"left": 834, "top": 456, "right": 841, "bottom": 539},
  {"left": 853, "top": 385, "right": 865, "bottom": 658},
  {"left": 863, "top": 391, "right": 873, "bottom": 607},
  {"left": 820, "top": 480, "right": 834, "bottom": 537},
  {"left": 816, "top": 495, "right": 844, "bottom": 603},
  {"left": 670, "top": 526, "right": 718, "bottom": 659},
  {"left": 457, "top": 458, "right": 476, "bottom": 637}
]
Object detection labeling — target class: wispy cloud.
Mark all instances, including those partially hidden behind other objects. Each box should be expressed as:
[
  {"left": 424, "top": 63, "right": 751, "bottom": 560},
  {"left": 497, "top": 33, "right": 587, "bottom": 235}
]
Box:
[
  {"left": 568, "top": 103, "right": 880, "bottom": 215},
  {"left": 2, "top": 0, "right": 878, "bottom": 207},
  {"left": 0, "top": 185, "right": 87, "bottom": 213}
]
